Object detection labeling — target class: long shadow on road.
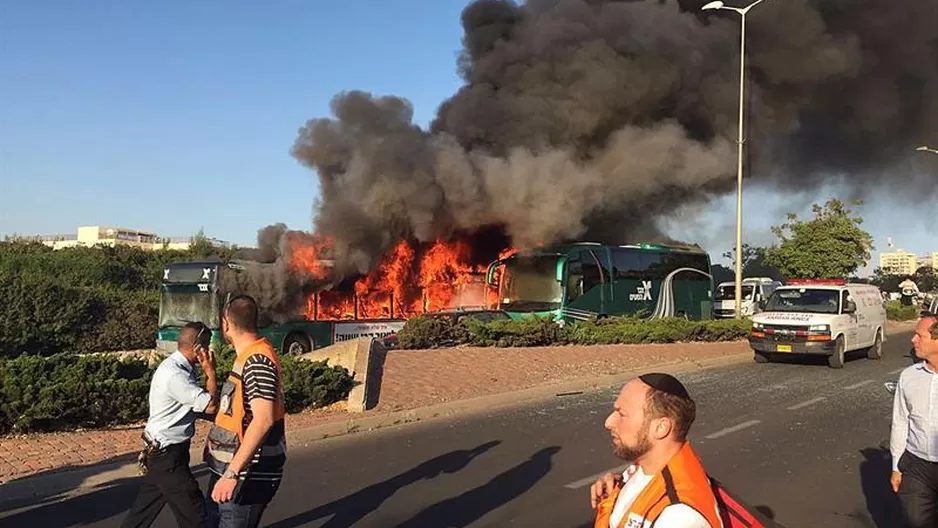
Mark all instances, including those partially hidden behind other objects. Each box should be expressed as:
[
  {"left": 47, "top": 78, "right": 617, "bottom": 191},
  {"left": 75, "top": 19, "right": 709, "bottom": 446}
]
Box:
[
  {"left": 0, "top": 475, "right": 139, "bottom": 528},
  {"left": 395, "top": 445, "right": 561, "bottom": 527},
  {"left": 0, "top": 465, "right": 213, "bottom": 527},
  {"left": 266, "top": 440, "right": 501, "bottom": 528},
  {"left": 859, "top": 446, "right": 904, "bottom": 528}
]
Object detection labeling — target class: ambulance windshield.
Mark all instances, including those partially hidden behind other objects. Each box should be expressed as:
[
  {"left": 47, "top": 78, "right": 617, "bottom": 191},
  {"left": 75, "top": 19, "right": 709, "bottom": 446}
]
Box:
[{"left": 763, "top": 288, "right": 840, "bottom": 314}]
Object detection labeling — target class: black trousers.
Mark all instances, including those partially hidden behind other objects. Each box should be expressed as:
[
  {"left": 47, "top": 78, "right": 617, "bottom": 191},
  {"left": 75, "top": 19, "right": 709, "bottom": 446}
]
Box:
[
  {"left": 121, "top": 441, "right": 205, "bottom": 528},
  {"left": 898, "top": 451, "right": 938, "bottom": 528}
]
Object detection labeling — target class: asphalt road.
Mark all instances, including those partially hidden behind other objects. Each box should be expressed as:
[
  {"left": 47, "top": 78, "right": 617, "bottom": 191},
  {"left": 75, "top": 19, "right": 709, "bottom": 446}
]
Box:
[{"left": 1, "top": 331, "right": 915, "bottom": 528}]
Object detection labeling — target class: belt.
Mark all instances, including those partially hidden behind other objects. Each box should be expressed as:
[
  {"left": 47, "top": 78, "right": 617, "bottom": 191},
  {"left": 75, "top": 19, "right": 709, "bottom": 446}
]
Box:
[{"left": 142, "top": 432, "right": 190, "bottom": 456}]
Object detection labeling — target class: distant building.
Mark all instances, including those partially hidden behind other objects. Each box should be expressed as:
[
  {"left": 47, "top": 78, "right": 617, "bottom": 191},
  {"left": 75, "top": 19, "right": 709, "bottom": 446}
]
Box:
[
  {"left": 928, "top": 252, "right": 938, "bottom": 271},
  {"left": 10, "top": 225, "right": 231, "bottom": 251},
  {"left": 879, "top": 249, "right": 919, "bottom": 276}
]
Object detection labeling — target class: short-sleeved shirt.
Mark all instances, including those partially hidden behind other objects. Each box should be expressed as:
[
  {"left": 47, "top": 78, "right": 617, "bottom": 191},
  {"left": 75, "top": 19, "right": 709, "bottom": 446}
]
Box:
[
  {"left": 239, "top": 343, "right": 286, "bottom": 485},
  {"left": 144, "top": 351, "right": 211, "bottom": 447}
]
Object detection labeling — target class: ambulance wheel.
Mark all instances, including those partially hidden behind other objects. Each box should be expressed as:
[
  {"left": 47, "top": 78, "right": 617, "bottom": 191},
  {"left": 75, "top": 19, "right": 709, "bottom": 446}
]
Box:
[
  {"left": 753, "top": 351, "right": 770, "bottom": 363},
  {"left": 866, "top": 329, "right": 883, "bottom": 360},
  {"left": 284, "top": 332, "right": 312, "bottom": 356},
  {"left": 828, "top": 336, "right": 845, "bottom": 369}
]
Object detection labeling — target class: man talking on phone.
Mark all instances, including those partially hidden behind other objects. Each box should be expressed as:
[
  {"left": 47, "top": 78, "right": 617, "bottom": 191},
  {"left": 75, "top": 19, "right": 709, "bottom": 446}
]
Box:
[{"left": 121, "top": 321, "right": 218, "bottom": 528}]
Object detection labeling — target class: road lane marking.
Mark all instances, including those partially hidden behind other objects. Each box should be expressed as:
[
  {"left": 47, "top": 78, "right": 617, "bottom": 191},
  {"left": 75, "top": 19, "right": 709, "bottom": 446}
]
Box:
[
  {"left": 786, "top": 397, "right": 825, "bottom": 410},
  {"left": 564, "top": 464, "right": 629, "bottom": 489},
  {"left": 843, "top": 380, "right": 874, "bottom": 390},
  {"left": 704, "top": 420, "right": 761, "bottom": 439},
  {"left": 890, "top": 368, "right": 906, "bottom": 374}
]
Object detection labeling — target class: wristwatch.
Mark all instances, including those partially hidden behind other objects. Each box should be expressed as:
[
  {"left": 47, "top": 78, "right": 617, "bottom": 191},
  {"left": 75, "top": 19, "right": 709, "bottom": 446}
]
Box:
[{"left": 222, "top": 469, "right": 238, "bottom": 480}]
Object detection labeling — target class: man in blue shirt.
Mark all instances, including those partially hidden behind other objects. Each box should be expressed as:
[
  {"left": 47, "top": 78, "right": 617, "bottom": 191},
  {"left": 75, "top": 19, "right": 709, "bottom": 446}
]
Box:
[{"left": 121, "top": 321, "right": 218, "bottom": 528}]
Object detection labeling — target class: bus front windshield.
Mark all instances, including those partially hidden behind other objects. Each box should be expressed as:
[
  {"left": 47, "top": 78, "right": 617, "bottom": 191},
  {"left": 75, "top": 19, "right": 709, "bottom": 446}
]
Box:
[
  {"left": 158, "top": 287, "right": 220, "bottom": 328},
  {"left": 498, "top": 256, "right": 563, "bottom": 312},
  {"left": 763, "top": 288, "right": 840, "bottom": 314}
]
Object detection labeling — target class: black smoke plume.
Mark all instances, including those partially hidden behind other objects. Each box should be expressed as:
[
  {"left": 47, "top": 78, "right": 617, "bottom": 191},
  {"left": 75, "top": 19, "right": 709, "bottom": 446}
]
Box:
[{"left": 251, "top": 0, "right": 938, "bottom": 318}]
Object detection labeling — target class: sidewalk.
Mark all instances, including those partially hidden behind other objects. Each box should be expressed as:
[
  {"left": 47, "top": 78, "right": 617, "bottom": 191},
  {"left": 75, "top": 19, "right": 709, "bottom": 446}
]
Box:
[{"left": 0, "top": 321, "right": 914, "bottom": 485}]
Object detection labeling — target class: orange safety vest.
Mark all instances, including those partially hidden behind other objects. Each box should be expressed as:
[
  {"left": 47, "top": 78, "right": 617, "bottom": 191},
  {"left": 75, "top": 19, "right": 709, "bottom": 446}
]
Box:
[
  {"left": 594, "top": 442, "right": 724, "bottom": 528},
  {"left": 204, "top": 338, "right": 286, "bottom": 477}
]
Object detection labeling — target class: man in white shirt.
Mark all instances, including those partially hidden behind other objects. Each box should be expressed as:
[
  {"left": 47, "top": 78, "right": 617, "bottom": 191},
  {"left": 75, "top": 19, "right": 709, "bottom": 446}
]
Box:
[
  {"left": 899, "top": 278, "right": 920, "bottom": 306},
  {"left": 890, "top": 315, "right": 938, "bottom": 528},
  {"left": 121, "top": 322, "right": 218, "bottom": 528},
  {"left": 589, "top": 373, "right": 723, "bottom": 528}
]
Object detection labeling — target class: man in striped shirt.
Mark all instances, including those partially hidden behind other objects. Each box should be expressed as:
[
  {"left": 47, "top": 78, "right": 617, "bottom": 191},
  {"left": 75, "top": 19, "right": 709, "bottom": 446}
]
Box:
[
  {"left": 891, "top": 315, "right": 938, "bottom": 528},
  {"left": 205, "top": 295, "right": 286, "bottom": 528}
]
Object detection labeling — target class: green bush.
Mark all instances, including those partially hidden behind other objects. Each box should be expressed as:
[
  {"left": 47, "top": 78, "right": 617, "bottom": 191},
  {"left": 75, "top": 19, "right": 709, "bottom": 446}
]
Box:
[
  {"left": 208, "top": 345, "right": 356, "bottom": 413},
  {"left": 0, "top": 354, "right": 152, "bottom": 434},
  {"left": 0, "top": 348, "right": 355, "bottom": 435},
  {"left": 395, "top": 314, "right": 752, "bottom": 349},
  {"left": 0, "top": 240, "right": 235, "bottom": 358},
  {"left": 0, "top": 269, "right": 99, "bottom": 356},
  {"left": 74, "top": 290, "right": 161, "bottom": 352},
  {"left": 396, "top": 316, "right": 471, "bottom": 349},
  {"left": 279, "top": 356, "right": 356, "bottom": 413},
  {"left": 462, "top": 316, "right": 566, "bottom": 347},
  {"left": 886, "top": 300, "right": 919, "bottom": 321},
  {"left": 566, "top": 316, "right": 752, "bottom": 345}
]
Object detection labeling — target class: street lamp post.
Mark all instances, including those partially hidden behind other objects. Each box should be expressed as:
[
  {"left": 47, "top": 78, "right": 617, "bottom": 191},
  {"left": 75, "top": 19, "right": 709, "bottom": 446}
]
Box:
[
  {"left": 916, "top": 145, "right": 938, "bottom": 155},
  {"left": 702, "top": 0, "right": 771, "bottom": 319}
]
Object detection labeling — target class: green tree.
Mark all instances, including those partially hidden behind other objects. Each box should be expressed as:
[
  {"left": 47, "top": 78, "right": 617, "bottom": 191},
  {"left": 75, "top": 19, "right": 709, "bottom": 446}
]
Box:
[
  {"left": 870, "top": 267, "right": 899, "bottom": 290},
  {"left": 914, "top": 266, "right": 938, "bottom": 293},
  {"left": 763, "top": 199, "right": 874, "bottom": 280},
  {"left": 187, "top": 228, "right": 236, "bottom": 260},
  {"left": 710, "top": 264, "right": 733, "bottom": 284},
  {"left": 722, "top": 244, "right": 782, "bottom": 280}
]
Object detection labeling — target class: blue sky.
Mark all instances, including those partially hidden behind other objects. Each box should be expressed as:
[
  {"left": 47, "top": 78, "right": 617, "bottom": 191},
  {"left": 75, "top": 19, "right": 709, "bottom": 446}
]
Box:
[{"left": 2, "top": 1, "right": 935, "bottom": 272}]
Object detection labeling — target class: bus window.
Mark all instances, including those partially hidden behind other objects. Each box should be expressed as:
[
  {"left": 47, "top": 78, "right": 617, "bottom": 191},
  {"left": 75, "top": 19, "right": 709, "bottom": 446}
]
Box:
[
  {"left": 565, "top": 255, "right": 583, "bottom": 303},
  {"left": 611, "top": 248, "right": 641, "bottom": 280},
  {"left": 497, "top": 255, "right": 564, "bottom": 311},
  {"left": 581, "top": 249, "right": 609, "bottom": 291},
  {"left": 664, "top": 253, "right": 711, "bottom": 275},
  {"left": 641, "top": 251, "right": 667, "bottom": 280},
  {"left": 566, "top": 250, "right": 609, "bottom": 305}
]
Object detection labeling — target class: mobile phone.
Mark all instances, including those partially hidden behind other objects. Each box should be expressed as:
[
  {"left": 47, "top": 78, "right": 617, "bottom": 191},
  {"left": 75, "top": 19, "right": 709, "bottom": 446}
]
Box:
[{"left": 195, "top": 326, "right": 210, "bottom": 349}]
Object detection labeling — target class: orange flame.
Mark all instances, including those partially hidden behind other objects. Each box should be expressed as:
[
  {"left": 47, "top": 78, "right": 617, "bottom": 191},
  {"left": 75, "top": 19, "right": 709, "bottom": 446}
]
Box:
[
  {"left": 292, "top": 235, "right": 514, "bottom": 321},
  {"left": 288, "top": 233, "right": 333, "bottom": 281}
]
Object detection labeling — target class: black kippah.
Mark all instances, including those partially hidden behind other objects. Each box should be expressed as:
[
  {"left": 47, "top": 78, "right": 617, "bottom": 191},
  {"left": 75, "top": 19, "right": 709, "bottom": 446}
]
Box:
[{"left": 639, "top": 373, "right": 691, "bottom": 400}]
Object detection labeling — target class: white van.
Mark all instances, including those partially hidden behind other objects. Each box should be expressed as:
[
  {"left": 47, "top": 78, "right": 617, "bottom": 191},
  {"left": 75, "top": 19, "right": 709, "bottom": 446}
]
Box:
[
  {"left": 714, "top": 277, "right": 782, "bottom": 318},
  {"left": 748, "top": 280, "right": 887, "bottom": 368}
]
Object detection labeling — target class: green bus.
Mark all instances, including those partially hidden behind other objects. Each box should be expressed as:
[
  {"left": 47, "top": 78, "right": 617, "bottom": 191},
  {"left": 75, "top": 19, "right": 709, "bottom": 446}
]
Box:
[
  {"left": 156, "top": 260, "right": 406, "bottom": 356},
  {"left": 485, "top": 242, "right": 714, "bottom": 323}
]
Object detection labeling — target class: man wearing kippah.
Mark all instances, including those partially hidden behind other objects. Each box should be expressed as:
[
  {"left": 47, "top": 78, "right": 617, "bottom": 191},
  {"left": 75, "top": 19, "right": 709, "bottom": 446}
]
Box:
[{"left": 589, "top": 373, "right": 723, "bottom": 528}]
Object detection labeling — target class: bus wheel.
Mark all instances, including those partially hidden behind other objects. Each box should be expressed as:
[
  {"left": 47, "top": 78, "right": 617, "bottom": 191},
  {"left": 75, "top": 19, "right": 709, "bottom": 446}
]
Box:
[{"left": 284, "top": 333, "right": 312, "bottom": 356}]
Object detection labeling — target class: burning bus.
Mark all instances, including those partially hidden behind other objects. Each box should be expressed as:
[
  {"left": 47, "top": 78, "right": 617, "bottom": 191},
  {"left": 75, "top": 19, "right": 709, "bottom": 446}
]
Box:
[
  {"left": 155, "top": 259, "right": 411, "bottom": 356},
  {"left": 156, "top": 237, "right": 507, "bottom": 355}
]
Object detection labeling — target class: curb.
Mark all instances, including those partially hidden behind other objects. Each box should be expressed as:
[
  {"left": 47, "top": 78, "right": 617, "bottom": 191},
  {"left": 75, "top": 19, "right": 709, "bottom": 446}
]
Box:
[{"left": 0, "top": 350, "right": 752, "bottom": 509}]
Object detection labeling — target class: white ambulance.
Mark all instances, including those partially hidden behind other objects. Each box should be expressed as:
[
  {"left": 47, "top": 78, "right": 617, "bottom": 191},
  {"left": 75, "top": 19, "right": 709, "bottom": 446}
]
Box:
[
  {"left": 748, "top": 279, "right": 887, "bottom": 368},
  {"left": 713, "top": 277, "right": 782, "bottom": 319}
]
